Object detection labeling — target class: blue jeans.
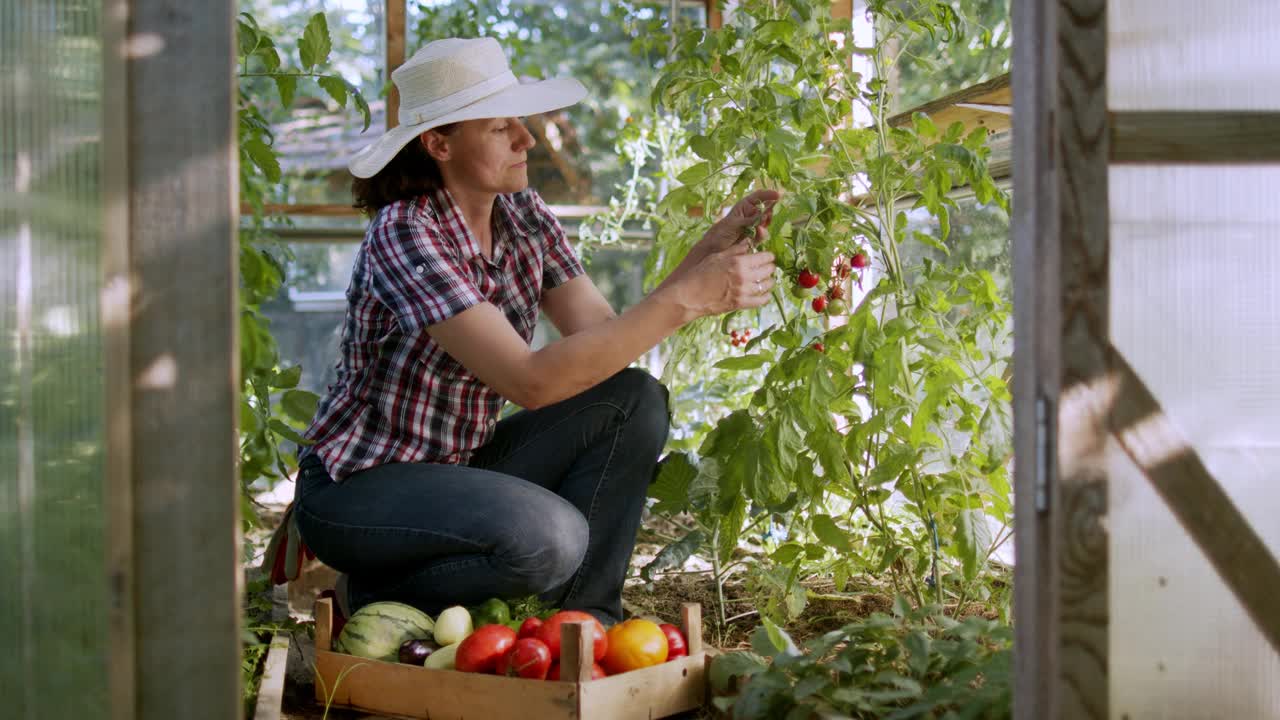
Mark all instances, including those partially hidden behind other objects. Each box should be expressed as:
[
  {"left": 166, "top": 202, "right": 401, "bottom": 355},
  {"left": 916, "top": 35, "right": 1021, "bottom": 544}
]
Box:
[{"left": 294, "top": 368, "right": 670, "bottom": 626}]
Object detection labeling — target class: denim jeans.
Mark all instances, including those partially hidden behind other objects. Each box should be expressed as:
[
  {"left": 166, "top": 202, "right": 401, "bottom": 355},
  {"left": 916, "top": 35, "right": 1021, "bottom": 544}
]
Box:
[{"left": 294, "top": 367, "right": 670, "bottom": 626}]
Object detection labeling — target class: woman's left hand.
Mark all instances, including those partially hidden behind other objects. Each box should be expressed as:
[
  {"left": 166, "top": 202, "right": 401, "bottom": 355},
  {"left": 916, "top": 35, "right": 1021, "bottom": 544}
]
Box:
[{"left": 696, "top": 189, "right": 782, "bottom": 255}]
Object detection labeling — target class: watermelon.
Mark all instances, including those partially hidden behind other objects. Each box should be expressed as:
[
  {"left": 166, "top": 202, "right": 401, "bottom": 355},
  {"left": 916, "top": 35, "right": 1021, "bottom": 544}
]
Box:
[{"left": 333, "top": 602, "right": 435, "bottom": 662}]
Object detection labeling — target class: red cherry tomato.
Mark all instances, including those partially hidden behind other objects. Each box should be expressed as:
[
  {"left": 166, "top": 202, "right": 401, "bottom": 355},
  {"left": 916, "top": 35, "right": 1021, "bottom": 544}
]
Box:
[
  {"left": 536, "top": 611, "right": 608, "bottom": 662},
  {"left": 658, "top": 623, "right": 688, "bottom": 660},
  {"left": 811, "top": 295, "right": 828, "bottom": 313},
  {"left": 517, "top": 616, "right": 543, "bottom": 640},
  {"left": 797, "top": 269, "right": 820, "bottom": 289},
  {"left": 851, "top": 252, "right": 870, "bottom": 269},
  {"left": 811, "top": 342, "right": 825, "bottom": 353},
  {"left": 499, "top": 638, "right": 553, "bottom": 679},
  {"left": 455, "top": 624, "right": 518, "bottom": 674}
]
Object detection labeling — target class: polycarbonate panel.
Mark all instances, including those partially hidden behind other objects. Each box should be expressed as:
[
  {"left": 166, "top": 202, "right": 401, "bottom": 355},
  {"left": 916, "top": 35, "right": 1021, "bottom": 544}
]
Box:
[
  {"left": 1109, "top": 0, "right": 1280, "bottom": 110},
  {"left": 0, "top": 2, "right": 110, "bottom": 718},
  {"left": 1109, "top": 165, "right": 1280, "bottom": 718}
]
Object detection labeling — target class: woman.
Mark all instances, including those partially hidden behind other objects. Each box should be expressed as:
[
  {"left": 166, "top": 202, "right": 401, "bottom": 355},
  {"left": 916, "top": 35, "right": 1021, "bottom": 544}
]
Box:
[{"left": 292, "top": 37, "right": 780, "bottom": 627}]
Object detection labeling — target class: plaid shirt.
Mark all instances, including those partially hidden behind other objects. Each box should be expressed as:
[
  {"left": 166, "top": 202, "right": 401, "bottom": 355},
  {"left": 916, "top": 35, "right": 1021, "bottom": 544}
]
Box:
[{"left": 302, "top": 187, "right": 585, "bottom": 481}]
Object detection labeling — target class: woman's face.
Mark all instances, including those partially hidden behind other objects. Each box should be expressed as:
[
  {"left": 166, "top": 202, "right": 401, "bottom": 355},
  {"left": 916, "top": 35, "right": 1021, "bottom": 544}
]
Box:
[{"left": 425, "top": 117, "right": 536, "bottom": 195}]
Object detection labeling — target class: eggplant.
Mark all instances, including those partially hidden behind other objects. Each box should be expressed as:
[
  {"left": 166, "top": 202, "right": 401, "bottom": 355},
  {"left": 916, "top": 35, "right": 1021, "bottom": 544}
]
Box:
[{"left": 398, "top": 637, "right": 441, "bottom": 665}]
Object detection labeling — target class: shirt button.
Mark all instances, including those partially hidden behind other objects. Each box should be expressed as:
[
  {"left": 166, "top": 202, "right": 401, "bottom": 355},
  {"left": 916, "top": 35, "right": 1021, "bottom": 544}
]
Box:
[{"left": 415, "top": 264, "right": 425, "bottom": 274}]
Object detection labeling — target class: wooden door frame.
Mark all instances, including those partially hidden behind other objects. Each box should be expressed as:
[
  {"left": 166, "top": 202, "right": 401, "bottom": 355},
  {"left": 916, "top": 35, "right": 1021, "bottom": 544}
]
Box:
[{"left": 104, "top": 1, "right": 241, "bottom": 718}]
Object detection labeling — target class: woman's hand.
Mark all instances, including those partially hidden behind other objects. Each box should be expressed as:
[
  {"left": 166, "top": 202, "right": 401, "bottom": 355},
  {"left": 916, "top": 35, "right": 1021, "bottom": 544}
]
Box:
[
  {"left": 696, "top": 189, "right": 782, "bottom": 255},
  {"left": 671, "top": 241, "right": 778, "bottom": 321}
]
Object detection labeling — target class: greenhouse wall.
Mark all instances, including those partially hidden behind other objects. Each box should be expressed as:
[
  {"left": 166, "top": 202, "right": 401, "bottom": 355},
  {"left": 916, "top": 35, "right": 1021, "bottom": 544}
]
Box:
[
  {"left": 1108, "top": 1, "right": 1280, "bottom": 716},
  {"left": 1, "top": 2, "right": 110, "bottom": 717}
]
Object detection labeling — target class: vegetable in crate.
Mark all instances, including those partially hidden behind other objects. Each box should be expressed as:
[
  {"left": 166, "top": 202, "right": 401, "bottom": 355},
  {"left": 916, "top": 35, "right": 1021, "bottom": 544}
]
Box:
[
  {"left": 455, "top": 624, "right": 518, "bottom": 673},
  {"left": 433, "top": 605, "right": 473, "bottom": 646},
  {"left": 497, "top": 637, "right": 553, "bottom": 679},
  {"left": 470, "top": 597, "right": 511, "bottom": 627},
  {"left": 516, "top": 616, "right": 543, "bottom": 639},
  {"left": 659, "top": 624, "right": 688, "bottom": 660},
  {"left": 423, "top": 642, "right": 459, "bottom": 670},
  {"left": 536, "top": 610, "right": 608, "bottom": 662},
  {"left": 602, "top": 619, "right": 668, "bottom": 674},
  {"left": 333, "top": 601, "right": 435, "bottom": 662},
  {"left": 398, "top": 637, "right": 441, "bottom": 665}
]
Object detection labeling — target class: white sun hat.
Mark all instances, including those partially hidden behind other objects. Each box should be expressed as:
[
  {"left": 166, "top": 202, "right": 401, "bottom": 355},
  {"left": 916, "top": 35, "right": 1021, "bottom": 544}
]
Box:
[{"left": 347, "top": 37, "right": 588, "bottom": 179}]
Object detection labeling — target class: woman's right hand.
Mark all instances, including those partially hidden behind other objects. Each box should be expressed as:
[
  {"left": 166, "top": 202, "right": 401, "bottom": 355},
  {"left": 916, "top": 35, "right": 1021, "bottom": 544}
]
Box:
[{"left": 673, "top": 240, "right": 777, "bottom": 321}]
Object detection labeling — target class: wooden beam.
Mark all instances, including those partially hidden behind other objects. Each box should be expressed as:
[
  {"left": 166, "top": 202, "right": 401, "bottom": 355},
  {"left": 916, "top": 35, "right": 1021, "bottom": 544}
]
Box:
[
  {"left": 1011, "top": 0, "right": 1058, "bottom": 714},
  {"left": 1111, "top": 111, "right": 1280, "bottom": 164},
  {"left": 1013, "top": 0, "right": 1110, "bottom": 717},
  {"left": 386, "top": 0, "right": 406, "bottom": 130},
  {"left": 889, "top": 73, "right": 1011, "bottom": 128},
  {"left": 1051, "top": 0, "right": 1111, "bottom": 716},
  {"left": 102, "top": 3, "right": 137, "bottom": 720},
  {"left": 1107, "top": 347, "right": 1280, "bottom": 657},
  {"left": 127, "top": 1, "right": 241, "bottom": 717}
]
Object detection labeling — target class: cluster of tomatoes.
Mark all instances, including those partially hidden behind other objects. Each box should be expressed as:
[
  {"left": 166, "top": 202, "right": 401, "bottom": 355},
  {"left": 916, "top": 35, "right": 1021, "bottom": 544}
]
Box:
[
  {"left": 796, "top": 251, "right": 869, "bottom": 316},
  {"left": 455, "top": 611, "right": 689, "bottom": 681},
  {"left": 726, "top": 327, "right": 752, "bottom": 349}
]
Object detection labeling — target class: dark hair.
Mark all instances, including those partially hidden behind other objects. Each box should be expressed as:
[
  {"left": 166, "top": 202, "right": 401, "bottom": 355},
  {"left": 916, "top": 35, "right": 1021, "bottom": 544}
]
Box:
[{"left": 351, "top": 122, "right": 459, "bottom": 215}]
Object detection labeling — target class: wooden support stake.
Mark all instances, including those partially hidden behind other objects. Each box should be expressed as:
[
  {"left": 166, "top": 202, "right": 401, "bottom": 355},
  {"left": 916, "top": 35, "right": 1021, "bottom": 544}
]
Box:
[
  {"left": 253, "top": 632, "right": 292, "bottom": 720},
  {"left": 681, "top": 603, "right": 703, "bottom": 655}
]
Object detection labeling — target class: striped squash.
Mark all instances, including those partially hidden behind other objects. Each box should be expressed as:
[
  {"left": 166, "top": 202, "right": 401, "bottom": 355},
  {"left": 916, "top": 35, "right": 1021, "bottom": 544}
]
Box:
[{"left": 334, "top": 601, "right": 435, "bottom": 662}]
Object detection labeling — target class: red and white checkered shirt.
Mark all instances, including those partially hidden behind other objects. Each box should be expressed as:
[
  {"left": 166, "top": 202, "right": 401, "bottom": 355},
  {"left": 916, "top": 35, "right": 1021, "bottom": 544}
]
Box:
[{"left": 302, "top": 186, "right": 585, "bottom": 481}]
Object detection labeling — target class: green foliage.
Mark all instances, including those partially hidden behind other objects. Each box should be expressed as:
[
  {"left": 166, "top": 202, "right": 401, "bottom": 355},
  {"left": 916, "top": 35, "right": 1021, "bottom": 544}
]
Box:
[
  {"left": 236, "top": 9, "right": 370, "bottom": 707},
  {"left": 710, "top": 602, "right": 1012, "bottom": 719},
  {"left": 893, "top": 0, "right": 1012, "bottom": 110},
  {"left": 615, "top": 0, "right": 1013, "bottom": 630}
]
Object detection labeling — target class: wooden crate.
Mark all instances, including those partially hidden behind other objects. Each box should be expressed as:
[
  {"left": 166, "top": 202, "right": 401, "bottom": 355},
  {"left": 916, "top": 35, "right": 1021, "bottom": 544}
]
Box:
[{"left": 312, "top": 598, "right": 710, "bottom": 720}]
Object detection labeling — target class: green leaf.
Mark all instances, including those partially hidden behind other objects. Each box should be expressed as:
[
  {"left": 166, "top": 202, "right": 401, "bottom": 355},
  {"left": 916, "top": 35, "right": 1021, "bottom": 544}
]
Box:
[
  {"left": 955, "top": 509, "right": 984, "bottom": 581},
  {"left": 270, "top": 365, "right": 302, "bottom": 389},
  {"left": 811, "top": 514, "right": 852, "bottom": 552},
  {"left": 317, "top": 75, "right": 347, "bottom": 109},
  {"left": 298, "top": 12, "right": 331, "bottom": 71},
  {"left": 714, "top": 353, "right": 771, "bottom": 371},
  {"left": 351, "top": 88, "right": 372, "bottom": 132},
  {"left": 753, "top": 616, "right": 800, "bottom": 657},
  {"left": 708, "top": 651, "right": 766, "bottom": 694},
  {"left": 904, "top": 630, "right": 932, "bottom": 676},
  {"left": 676, "top": 161, "right": 712, "bottom": 186},
  {"left": 274, "top": 75, "right": 297, "bottom": 108},
  {"left": 770, "top": 542, "right": 804, "bottom": 565},
  {"left": 268, "top": 418, "right": 310, "bottom": 445},
  {"left": 650, "top": 452, "right": 696, "bottom": 514},
  {"left": 912, "top": 111, "right": 937, "bottom": 139},
  {"left": 243, "top": 138, "right": 280, "bottom": 183},
  {"left": 640, "top": 529, "right": 705, "bottom": 581},
  {"left": 279, "top": 389, "right": 319, "bottom": 426},
  {"left": 689, "top": 134, "right": 718, "bottom": 161},
  {"left": 717, "top": 495, "right": 747, "bottom": 565}
]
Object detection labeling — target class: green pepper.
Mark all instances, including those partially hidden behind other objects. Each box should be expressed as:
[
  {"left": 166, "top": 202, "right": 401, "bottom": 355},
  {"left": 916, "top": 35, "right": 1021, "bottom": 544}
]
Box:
[{"left": 469, "top": 597, "right": 512, "bottom": 627}]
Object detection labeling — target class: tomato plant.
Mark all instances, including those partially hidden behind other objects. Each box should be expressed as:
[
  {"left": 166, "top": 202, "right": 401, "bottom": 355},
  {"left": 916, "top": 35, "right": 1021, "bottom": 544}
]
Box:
[{"left": 596, "top": 0, "right": 1013, "bottom": 635}]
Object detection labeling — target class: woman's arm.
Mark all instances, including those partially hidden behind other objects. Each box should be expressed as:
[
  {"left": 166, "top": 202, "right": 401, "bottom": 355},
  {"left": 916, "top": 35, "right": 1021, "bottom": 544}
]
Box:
[{"left": 428, "top": 192, "right": 781, "bottom": 409}]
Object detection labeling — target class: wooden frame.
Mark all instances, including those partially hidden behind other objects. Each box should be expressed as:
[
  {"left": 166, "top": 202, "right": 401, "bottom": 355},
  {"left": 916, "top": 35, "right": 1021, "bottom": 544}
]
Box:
[
  {"left": 313, "top": 599, "right": 709, "bottom": 720},
  {"left": 1012, "top": 0, "right": 1110, "bottom": 717},
  {"left": 1110, "top": 111, "right": 1280, "bottom": 163},
  {"left": 113, "top": 1, "right": 242, "bottom": 718}
]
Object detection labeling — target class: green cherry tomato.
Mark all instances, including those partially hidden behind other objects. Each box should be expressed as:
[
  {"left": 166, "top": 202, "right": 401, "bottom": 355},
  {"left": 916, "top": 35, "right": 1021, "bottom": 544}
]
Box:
[{"left": 826, "top": 298, "right": 848, "bottom": 315}]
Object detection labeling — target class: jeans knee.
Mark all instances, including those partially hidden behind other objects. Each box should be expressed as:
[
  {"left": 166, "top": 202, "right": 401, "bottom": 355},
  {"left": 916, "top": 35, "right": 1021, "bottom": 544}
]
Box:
[
  {"left": 505, "top": 502, "right": 588, "bottom": 591},
  {"left": 611, "top": 368, "right": 670, "bottom": 449}
]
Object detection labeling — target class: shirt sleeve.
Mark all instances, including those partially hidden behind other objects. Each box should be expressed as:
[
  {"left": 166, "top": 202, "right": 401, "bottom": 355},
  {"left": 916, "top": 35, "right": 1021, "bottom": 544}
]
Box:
[
  {"left": 528, "top": 189, "right": 586, "bottom": 292},
  {"left": 364, "top": 217, "right": 486, "bottom": 331}
]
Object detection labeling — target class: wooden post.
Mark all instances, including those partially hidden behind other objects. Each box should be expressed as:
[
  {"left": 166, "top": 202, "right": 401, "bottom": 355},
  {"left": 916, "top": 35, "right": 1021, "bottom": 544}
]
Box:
[
  {"left": 121, "top": 0, "right": 241, "bottom": 717},
  {"left": 560, "top": 621, "right": 594, "bottom": 682},
  {"left": 387, "top": 0, "right": 406, "bottom": 130},
  {"left": 1013, "top": 0, "right": 1110, "bottom": 717},
  {"left": 680, "top": 603, "right": 703, "bottom": 655}
]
